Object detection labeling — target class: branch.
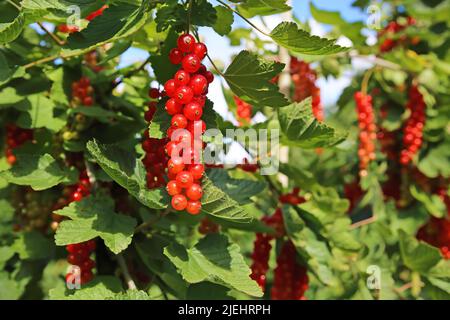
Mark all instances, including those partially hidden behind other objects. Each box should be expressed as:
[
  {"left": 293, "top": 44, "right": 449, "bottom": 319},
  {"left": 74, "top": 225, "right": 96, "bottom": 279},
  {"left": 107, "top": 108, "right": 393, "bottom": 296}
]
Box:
[
  {"left": 216, "top": 0, "right": 271, "bottom": 37},
  {"left": 350, "top": 215, "right": 377, "bottom": 229},
  {"left": 116, "top": 253, "right": 137, "bottom": 290},
  {"left": 111, "top": 56, "right": 152, "bottom": 90},
  {"left": 37, "top": 22, "right": 66, "bottom": 46}
]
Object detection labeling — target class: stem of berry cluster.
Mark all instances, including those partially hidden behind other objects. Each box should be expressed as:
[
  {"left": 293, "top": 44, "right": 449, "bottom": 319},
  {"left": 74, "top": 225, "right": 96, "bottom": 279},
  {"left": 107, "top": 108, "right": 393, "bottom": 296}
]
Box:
[
  {"left": 116, "top": 253, "right": 137, "bottom": 290},
  {"left": 37, "top": 22, "right": 66, "bottom": 46},
  {"left": 361, "top": 68, "right": 374, "bottom": 95}
]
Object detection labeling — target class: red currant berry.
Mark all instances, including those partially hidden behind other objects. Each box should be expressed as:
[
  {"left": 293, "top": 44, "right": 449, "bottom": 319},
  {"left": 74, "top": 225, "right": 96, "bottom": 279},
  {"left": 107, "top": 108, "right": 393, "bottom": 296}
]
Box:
[
  {"left": 177, "top": 34, "right": 196, "bottom": 53},
  {"left": 186, "top": 201, "right": 202, "bottom": 215},
  {"left": 166, "top": 180, "right": 182, "bottom": 196},
  {"left": 172, "top": 194, "right": 188, "bottom": 211},
  {"left": 183, "top": 102, "right": 203, "bottom": 121},
  {"left": 174, "top": 69, "right": 191, "bottom": 86},
  {"left": 189, "top": 75, "right": 208, "bottom": 96},
  {"left": 86, "top": 240, "right": 96, "bottom": 251},
  {"left": 164, "top": 79, "right": 178, "bottom": 97},
  {"left": 165, "top": 141, "right": 179, "bottom": 156},
  {"left": 175, "top": 86, "right": 194, "bottom": 104},
  {"left": 72, "top": 192, "right": 83, "bottom": 202},
  {"left": 168, "top": 158, "right": 185, "bottom": 175},
  {"left": 188, "top": 120, "right": 206, "bottom": 135},
  {"left": 176, "top": 171, "right": 194, "bottom": 189},
  {"left": 204, "top": 71, "right": 214, "bottom": 83},
  {"left": 169, "top": 48, "right": 183, "bottom": 64},
  {"left": 81, "top": 259, "right": 96, "bottom": 271},
  {"left": 192, "top": 95, "right": 206, "bottom": 107},
  {"left": 182, "top": 54, "right": 201, "bottom": 73},
  {"left": 149, "top": 88, "right": 160, "bottom": 99},
  {"left": 193, "top": 43, "right": 207, "bottom": 60},
  {"left": 165, "top": 98, "right": 183, "bottom": 115},
  {"left": 171, "top": 114, "right": 188, "bottom": 129},
  {"left": 188, "top": 164, "right": 204, "bottom": 180},
  {"left": 186, "top": 183, "right": 202, "bottom": 201}
]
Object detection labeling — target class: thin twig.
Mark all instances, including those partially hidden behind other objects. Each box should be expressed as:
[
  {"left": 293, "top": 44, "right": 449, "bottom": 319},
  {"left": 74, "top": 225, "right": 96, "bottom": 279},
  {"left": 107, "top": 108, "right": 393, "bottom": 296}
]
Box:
[
  {"left": 84, "top": 160, "right": 98, "bottom": 191},
  {"left": 37, "top": 22, "right": 66, "bottom": 46},
  {"left": 186, "top": 0, "right": 193, "bottom": 34},
  {"left": 216, "top": 0, "right": 271, "bottom": 37},
  {"left": 116, "top": 253, "right": 137, "bottom": 290},
  {"left": 361, "top": 68, "right": 374, "bottom": 95},
  {"left": 111, "top": 56, "right": 152, "bottom": 90},
  {"left": 350, "top": 215, "right": 377, "bottom": 229}
]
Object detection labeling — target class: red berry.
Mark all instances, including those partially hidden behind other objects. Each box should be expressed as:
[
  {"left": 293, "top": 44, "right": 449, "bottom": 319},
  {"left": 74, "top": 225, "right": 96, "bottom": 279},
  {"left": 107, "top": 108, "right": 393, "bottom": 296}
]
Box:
[
  {"left": 167, "top": 180, "right": 182, "bottom": 196},
  {"left": 188, "top": 164, "right": 204, "bottom": 180},
  {"left": 174, "top": 69, "right": 191, "bottom": 86},
  {"left": 175, "top": 86, "right": 194, "bottom": 104},
  {"left": 182, "top": 54, "right": 201, "bottom": 73},
  {"left": 177, "top": 34, "right": 196, "bottom": 53},
  {"left": 169, "top": 48, "right": 183, "bottom": 64},
  {"left": 186, "top": 183, "right": 202, "bottom": 201},
  {"left": 72, "top": 192, "right": 83, "bottom": 202},
  {"left": 149, "top": 88, "right": 160, "bottom": 99},
  {"left": 165, "top": 98, "right": 183, "bottom": 115},
  {"left": 183, "top": 102, "right": 203, "bottom": 121},
  {"left": 168, "top": 158, "right": 185, "bottom": 175},
  {"left": 204, "top": 71, "right": 214, "bottom": 83},
  {"left": 186, "top": 201, "right": 202, "bottom": 215},
  {"left": 192, "top": 43, "right": 207, "bottom": 60},
  {"left": 164, "top": 79, "right": 178, "bottom": 97},
  {"left": 176, "top": 171, "right": 194, "bottom": 189},
  {"left": 192, "top": 95, "right": 206, "bottom": 107},
  {"left": 172, "top": 194, "right": 188, "bottom": 211},
  {"left": 188, "top": 120, "right": 206, "bottom": 135},
  {"left": 171, "top": 114, "right": 188, "bottom": 129},
  {"left": 189, "top": 75, "right": 208, "bottom": 96}
]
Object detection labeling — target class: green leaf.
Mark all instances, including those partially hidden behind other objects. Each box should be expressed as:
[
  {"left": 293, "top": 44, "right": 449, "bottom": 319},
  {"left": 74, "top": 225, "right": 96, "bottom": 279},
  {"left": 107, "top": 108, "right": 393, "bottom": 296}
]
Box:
[
  {"left": 0, "top": 271, "right": 28, "bottom": 300},
  {"left": 14, "top": 94, "right": 64, "bottom": 131},
  {"left": 278, "top": 99, "right": 347, "bottom": 148},
  {"left": 418, "top": 142, "right": 450, "bottom": 178},
  {"left": 69, "top": 106, "right": 133, "bottom": 123},
  {"left": 187, "top": 282, "right": 234, "bottom": 300},
  {"left": 270, "top": 22, "right": 350, "bottom": 55},
  {"left": 110, "top": 290, "right": 151, "bottom": 300},
  {"left": 12, "top": 231, "right": 54, "bottom": 260},
  {"left": 410, "top": 185, "right": 447, "bottom": 218},
  {"left": 399, "top": 230, "right": 442, "bottom": 273},
  {"left": 0, "top": 153, "right": 75, "bottom": 191},
  {"left": 164, "top": 234, "right": 263, "bottom": 297},
  {"left": 148, "top": 101, "right": 171, "bottom": 139},
  {"left": 0, "top": 12, "right": 24, "bottom": 44},
  {"left": 0, "top": 87, "right": 24, "bottom": 107},
  {"left": 54, "top": 194, "right": 137, "bottom": 254},
  {"left": 66, "top": 1, "right": 150, "bottom": 50},
  {"left": 49, "top": 276, "right": 123, "bottom": 300},
  {"left": 86, "top": 139, "right": 167, "bottom": 209},
  {"left": 207, "top": 169, "right": 266, "bottom": 204},
  {"left": 148, "top": 29, "right": 179, "bottom": 85},
  {"left": 213, "top": 6, "right": 234, "bottom": 36},
  {"left": 202, "top": 175, "right": 251, "bottom": 223},
  {"left": 224, "top": 50, "right": 288, "bottom": 108},
  {"left": 238, "top": 0, "right": 291, "bottom": 18}
]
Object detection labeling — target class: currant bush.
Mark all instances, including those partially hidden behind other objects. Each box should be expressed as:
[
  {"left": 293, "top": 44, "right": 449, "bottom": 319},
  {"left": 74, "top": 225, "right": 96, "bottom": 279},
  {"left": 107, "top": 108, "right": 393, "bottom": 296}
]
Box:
[{"left": 4, "top": 124, "right": 33, "bottom": 165}]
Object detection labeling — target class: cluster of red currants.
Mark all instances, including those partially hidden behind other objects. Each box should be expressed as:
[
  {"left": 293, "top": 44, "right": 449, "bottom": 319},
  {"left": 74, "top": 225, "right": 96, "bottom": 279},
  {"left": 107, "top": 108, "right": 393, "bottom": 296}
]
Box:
[
  {"left": 290, "top": 57, "right": 324, "bottom": 122},
  {"left": 143, "top": 88, "right": 169, "bottom": 189},
  {"left": 344, "top": 180, "right": 364, "bottom": 213},
  {"left": 271, "top": 241, "right": 309, "bottom": 300},
  {"left": 58, "top": 4, "right": 108, "bottom": 34},
  {"left": 163, "top": 33, "right": 213, "bottom": 215},
  {"left": 250, "top": 190, "right": 309, "bottom": 299},
  {"left": 354, "top": 92, "right": 377, "bottom": 177},
  {"left": 72, "top": 77, "right": 94, "bottom": 107},
  {"left": 378, "top": 16, "right": 417, "bottom": 52},
  {"left": 4, "top": 124, "right": 33, "bottom": 165},
  {"left": 400, "top": 85, "right": 425, "bottom": 166},
  {"left": 233, "top": 96, "right": 252, "bottom": 126},
  {"left": 66, "top": 240, "right": 97, "bottom": 285}
]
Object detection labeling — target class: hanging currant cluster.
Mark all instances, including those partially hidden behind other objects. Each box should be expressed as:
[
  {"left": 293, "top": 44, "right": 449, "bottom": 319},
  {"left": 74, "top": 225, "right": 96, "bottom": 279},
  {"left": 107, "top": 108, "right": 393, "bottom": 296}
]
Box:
[
  {"left": 379, "top": 16, "right": 417, "bottom": 52},
  {"left": 4, "top": 124, "right": 33, "bottom": 165},
  {"left": 143, "top": 88, "right": 169, "bottom": 189},
  {"left": 250, "top": 189, "right": 309, "bottom": 299},
  {"left": 233, "top": 96, "right": 253, "bottom": 126},
  {"left": 290, "top": 57, "right": 324, "bottom": 121},
  {"left": 354, "top": 92, "right": 377, "bottom": 177},
  {"left": 163, "top": 33, "right": 212, "bottom": 215},
  {"left": 400, "top": 85, "right": 426, "bottom": 166}
]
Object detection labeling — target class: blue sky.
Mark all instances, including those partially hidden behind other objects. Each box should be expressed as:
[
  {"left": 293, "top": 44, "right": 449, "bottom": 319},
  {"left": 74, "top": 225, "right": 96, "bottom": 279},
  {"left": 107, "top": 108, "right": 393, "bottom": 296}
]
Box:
[{"left": 118, "top": 1, "right": 371, "bottom": 118}]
